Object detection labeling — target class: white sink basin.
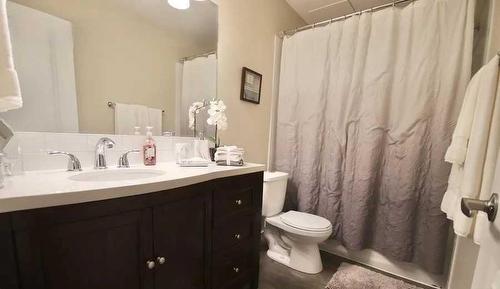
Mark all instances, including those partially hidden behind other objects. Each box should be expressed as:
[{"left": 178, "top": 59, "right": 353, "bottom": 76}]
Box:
[{"left": 69, "top": 169, "right": 165, "bottom": 182}]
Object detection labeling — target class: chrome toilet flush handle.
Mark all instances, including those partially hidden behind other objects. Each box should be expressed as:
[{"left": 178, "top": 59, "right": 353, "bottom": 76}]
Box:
[{"left": 461, "top": 193, "right": 498, "bottom": 222}]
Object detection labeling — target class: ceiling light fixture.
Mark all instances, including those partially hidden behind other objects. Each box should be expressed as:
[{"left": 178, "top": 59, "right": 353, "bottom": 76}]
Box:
[{"left": 168, "top": 0, "right": 190, "bottom": 10}]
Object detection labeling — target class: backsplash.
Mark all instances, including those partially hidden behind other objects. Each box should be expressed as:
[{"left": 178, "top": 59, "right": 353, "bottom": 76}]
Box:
[{"left": 3, "top": 132, "right": 195, "bottom": 173}]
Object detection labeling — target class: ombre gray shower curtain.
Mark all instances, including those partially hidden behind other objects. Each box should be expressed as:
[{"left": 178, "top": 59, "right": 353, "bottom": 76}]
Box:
[{"left": 274, "top": 0, "right": 474, "bottom": 273}]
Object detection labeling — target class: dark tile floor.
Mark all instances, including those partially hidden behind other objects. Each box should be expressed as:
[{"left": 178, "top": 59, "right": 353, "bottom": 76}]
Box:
[
  {"left": 258, "top": 249, "right": 343, "bottom": 289},
  {"left": 258, "top": 248, "right": 433, "bottom": 289}
]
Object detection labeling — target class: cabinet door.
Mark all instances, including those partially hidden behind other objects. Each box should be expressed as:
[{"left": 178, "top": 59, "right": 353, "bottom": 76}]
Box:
[
  {"left": 14, "top": 209, "right": 154, "bottom": 289},
  {"left": 153, "top": 195, "right": 209, "bottom": 289}
]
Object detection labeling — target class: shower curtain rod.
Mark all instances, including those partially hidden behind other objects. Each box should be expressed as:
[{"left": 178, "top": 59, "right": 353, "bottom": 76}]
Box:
[
  {"left": 179, "top": 51, "right": 216, "bottom": 63},
  {"left": 280, "top": 0, "right": 415, "bottom": 37}
]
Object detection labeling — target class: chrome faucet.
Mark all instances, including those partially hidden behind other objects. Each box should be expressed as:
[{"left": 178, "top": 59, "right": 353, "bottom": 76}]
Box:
[{"left": 94, "top": 137, "right": 115, "bottom": 169}]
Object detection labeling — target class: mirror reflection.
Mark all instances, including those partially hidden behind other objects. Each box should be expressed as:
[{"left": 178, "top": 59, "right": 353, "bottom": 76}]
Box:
[{"left": 1, "top": 0, "right": 218, "bottom": 137}]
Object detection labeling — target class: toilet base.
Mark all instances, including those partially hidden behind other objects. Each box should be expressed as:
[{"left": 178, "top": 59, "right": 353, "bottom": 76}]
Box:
[
  {"left": 267, "top": 249, "right": 291, "bottom": 266},
  {"left": 264, "top": 225, "right": 324, "bottom": 274},
  {"left": 266, "top": 243, "right": 323, "bottom": 274}
]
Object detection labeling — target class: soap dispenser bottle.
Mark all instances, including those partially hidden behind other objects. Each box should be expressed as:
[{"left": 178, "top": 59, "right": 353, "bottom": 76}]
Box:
[{"left": 143, "top": 126, "right": 156, "bottom": 166}]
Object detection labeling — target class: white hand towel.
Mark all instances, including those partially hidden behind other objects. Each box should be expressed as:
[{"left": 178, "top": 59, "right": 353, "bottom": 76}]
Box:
[
  {"left": 441, "top": 55, "right": 500, "bottom": 244},
  {"left": 148, "top": 107, "right": 162, "bottom": 136},
  {"left": 135, "top": 104, "right": 149, "bottom": 135},
  {"left": 0, "top": 0, "right": 21, "bottom": 112},
  {"left": 114, "top": 103, "right": 138, "bottom": 135}
]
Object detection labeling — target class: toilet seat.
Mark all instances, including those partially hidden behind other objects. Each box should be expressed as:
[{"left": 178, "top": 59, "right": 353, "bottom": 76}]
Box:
[{"left": 280, "top": 211, "right": 331, "bottom": 232}]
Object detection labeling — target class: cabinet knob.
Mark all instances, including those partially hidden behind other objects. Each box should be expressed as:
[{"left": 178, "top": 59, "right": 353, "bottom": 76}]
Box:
[
  {"left": 235, "top": 199, "right": 242, "bottom": 205},
  {"left": 146, "top": 260, "right": 156, "bottom": 270},
  {"left": 157, "top": 256, "right": 166, "bottom": 265},
  {"left": 233, "top": 267, "right": 240, "bottom": 273},
  {"left": 234, "top": 234, "right": 241, "bottom": 240}
]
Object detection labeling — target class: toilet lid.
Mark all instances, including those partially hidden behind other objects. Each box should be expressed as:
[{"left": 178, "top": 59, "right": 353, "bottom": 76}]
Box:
[{"left": 280, "top": 211, "right": 331, "bottom": 231}]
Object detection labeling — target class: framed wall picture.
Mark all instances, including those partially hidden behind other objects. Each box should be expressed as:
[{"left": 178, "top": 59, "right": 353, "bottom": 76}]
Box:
[{"left": 240, "top": 67, "right": 262, "bottom": 104}]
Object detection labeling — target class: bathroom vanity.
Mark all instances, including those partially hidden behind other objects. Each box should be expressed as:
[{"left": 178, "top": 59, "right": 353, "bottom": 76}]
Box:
[{"left": 0, "top": 163, "right": 264, "bottom": 289}]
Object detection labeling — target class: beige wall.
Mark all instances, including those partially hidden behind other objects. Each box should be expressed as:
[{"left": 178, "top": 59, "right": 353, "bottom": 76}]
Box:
[
  {"left": 217, "top": 0, "right": 305, "bottom": 164},
  {"left": 10, "top": 0, "right": 215, "bottom": 134},
  {"left": 487, "top": 0, "right": 500, "bottom": 59}
]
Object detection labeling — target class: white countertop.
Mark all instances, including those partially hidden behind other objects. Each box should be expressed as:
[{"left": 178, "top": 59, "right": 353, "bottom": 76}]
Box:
[{"left": 0, "top": 162, "right": 265, "bottom": 213}]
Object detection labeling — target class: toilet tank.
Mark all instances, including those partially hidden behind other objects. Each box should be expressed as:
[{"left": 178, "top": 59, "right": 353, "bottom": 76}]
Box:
[{"left": 262, "top": 171, "right": 289, "bottom": 217}]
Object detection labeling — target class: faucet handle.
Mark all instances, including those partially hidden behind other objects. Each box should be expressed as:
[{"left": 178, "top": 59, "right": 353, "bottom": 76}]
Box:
[
  {"left": 48, "top": 151, "right": 82, "bottom": 171},
  {"left": 118, "top": 149, "right": 140, "bottom": 168}
]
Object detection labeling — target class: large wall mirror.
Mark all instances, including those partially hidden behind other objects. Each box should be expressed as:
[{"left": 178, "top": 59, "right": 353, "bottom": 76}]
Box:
[{"left": 1, "top": 0, "right": 218, "bottom": 137}]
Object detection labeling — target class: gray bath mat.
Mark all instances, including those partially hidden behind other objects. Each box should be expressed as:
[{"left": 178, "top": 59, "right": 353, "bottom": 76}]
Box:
[{"left": 326, "top": 263, "right": 422, "bottom": 289}]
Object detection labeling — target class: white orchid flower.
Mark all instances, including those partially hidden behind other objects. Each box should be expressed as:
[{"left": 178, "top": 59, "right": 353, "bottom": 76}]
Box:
[{"left": 207, "top": 100, "right": 228, "bottom": 131}]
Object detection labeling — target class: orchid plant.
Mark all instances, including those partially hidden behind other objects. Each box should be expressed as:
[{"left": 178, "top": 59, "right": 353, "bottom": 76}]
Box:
[
  {"left": 188, "top": 99, "right": 227, "bottom": 147},
  {"left": 206, "top": 99, "right": 227, "bottom": 147}
]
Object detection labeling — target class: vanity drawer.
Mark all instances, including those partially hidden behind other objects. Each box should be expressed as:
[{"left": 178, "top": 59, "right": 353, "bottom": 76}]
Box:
[
  {"left": 213, "top": 213, "right": 253, "bottom": 251},
  {"left": 213, "top": 186, "right": 254, "bottom": 218},
  {"left": 212, "top": 245, "right": 253, "bottom": 289}
]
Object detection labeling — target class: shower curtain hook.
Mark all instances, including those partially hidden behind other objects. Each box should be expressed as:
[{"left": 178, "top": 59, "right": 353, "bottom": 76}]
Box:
[{"left": 392, "top": 1, "right": 396, "bottom": 7}]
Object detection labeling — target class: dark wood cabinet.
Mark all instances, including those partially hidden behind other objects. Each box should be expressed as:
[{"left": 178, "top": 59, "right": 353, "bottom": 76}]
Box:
[
  {"left": 153, "top": 195, "right": 208, "bottom": 289},
  {"left": 0, "top": 172, "right": 263, "bottom": 289},
  {"left": 14, "top": 209, "right": 154, "bottom": 289}
]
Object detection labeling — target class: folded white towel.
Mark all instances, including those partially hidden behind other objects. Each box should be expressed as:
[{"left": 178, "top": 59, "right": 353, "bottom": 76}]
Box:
[
  {"left": 216, "top": 146, "right": 244, "bottom": 153},
  {"left": 215, "top": 146, "right": 244, "bottom": 166},
  {"left": 0, "top": 0, "right": 21, "bottom": 112},
  {"left": 215, "top": 152, "right": 244, "bottom": 162}
]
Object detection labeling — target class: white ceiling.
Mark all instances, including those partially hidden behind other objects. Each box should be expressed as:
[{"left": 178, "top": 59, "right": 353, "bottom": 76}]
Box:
[{"left": 286, "top": 0, "right": 394, "bottom": 24}]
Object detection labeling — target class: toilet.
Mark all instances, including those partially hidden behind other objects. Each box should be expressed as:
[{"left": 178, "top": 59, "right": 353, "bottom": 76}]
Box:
[{"left": 262, "top": 171, "right": 332, "bottom": 274}]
